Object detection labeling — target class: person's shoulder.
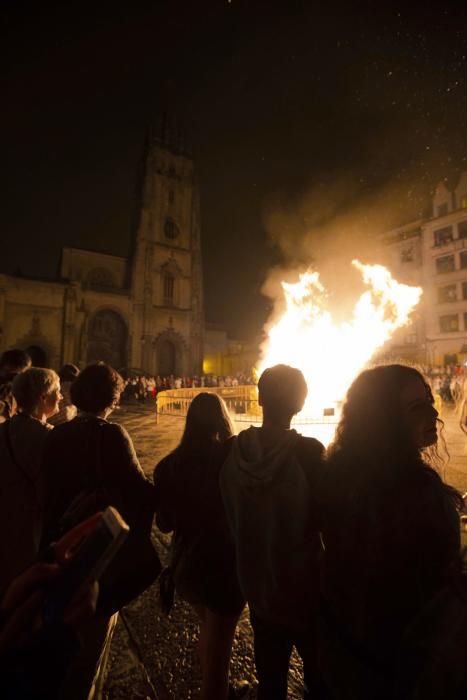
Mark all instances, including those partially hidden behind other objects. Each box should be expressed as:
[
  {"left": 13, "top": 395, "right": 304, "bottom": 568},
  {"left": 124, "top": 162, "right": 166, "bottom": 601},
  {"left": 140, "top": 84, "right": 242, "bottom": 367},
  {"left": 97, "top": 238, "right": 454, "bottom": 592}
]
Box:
[
  {"left": 46, "top": 414, "right": 83, "bottom": 440},
  {"left": 156, "top": 450, "right": 176, "bottom": 467},
  {"left": 153, "top": 450, "right": 178, "bottom": 483},
  {"left": 406, "top": 464, "right": 454, "bottom": 504},
  {"left": 155, "top": 451, "right": 177, "bottom": 469},
  {"left": 222, "top": 435, "right": 237, "bottom": 455},
  {"left": 13, "top": 414, "right": 52, "bottom": 436},
  {"left": 296, "top": 435, "right": 325, "bottom": 460},
  {"left": 101, "top": 422, "right": 139, "bottom": 460},
  {"left": 103, "top": 420, "right": 127, "bottom": 437}
]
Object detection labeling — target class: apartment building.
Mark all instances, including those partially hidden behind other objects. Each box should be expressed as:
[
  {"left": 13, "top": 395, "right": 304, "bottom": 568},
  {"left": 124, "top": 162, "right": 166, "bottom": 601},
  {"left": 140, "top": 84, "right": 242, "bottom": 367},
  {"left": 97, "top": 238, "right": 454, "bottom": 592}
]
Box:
[{"left": 380, "top": 172, "right": 467, "bottom": 365}]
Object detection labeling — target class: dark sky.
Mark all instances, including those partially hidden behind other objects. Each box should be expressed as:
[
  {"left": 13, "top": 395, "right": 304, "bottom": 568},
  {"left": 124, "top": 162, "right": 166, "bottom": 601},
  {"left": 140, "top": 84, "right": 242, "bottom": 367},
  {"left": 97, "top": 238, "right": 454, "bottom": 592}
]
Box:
[{"left": 2, "top": 0, "right": 467, "bottom": 338}]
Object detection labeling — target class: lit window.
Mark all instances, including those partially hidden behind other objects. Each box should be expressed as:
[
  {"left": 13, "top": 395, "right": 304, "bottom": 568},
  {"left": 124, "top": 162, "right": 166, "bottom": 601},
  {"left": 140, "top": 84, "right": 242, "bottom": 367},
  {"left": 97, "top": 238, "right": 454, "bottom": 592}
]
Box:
[
  {"left": 439, "top": 314, "right": 459, "bottom": 332},
  {"left": 435, "top": 254, "right": 455, "bottom": 274},
  {"left": 434, "top": 226, "right": 453, "bottom": 246},
  {"left": 458, "top": 220, "right": 467, "bottom": 239},
  {"left": 438, "top": 285, "right": 457, "bottom": 303},
  {"left": 461, "top": 196, "right": 467, "bottom": 209}
]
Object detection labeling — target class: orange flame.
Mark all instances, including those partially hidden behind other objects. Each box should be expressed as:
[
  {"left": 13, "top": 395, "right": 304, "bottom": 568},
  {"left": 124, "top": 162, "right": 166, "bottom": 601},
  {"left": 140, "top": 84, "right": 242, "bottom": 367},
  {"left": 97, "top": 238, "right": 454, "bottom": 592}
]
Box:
[{"left": 258, "top": 260, "right": 422, "bottom": 429}]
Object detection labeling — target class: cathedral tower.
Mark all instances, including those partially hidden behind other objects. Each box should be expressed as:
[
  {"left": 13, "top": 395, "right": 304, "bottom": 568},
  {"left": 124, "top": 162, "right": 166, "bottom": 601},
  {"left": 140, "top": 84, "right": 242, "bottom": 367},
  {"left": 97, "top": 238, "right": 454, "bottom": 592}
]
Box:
[{"left": 130, "top": 119, "right": 204, "bottom": 376}]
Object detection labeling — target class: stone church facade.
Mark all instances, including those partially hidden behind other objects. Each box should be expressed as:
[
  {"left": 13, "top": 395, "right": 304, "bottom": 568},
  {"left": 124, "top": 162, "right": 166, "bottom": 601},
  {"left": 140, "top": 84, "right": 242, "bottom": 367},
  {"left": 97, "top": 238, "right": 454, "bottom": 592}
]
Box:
[{"left": 0, "top": 132, "right": 204, "bottom": 376}]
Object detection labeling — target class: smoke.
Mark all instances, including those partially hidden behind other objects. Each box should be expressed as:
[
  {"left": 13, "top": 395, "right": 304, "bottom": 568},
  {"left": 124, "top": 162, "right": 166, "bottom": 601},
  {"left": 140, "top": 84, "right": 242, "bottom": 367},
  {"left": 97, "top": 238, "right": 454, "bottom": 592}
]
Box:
[{"left": 260, "top": 172, "right": 429, "bottom": 329}]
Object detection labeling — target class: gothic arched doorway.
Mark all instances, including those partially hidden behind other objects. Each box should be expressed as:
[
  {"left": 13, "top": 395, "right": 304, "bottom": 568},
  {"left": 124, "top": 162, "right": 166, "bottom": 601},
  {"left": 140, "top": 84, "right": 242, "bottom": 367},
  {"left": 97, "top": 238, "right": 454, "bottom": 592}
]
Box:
[
  {"left": 86, "top": 310, "right": 127, "bottom": 369},
  {"left": 158, "top": 339, "right": 176, "bottom": 376},
  {"left": 26, "top": 345, "right": 47, "bottom": 367}
]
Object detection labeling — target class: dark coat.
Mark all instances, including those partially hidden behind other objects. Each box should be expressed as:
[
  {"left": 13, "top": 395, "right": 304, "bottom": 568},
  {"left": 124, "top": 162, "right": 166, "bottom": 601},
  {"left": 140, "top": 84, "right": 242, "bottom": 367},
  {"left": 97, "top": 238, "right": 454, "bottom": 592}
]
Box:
[
  {"left": 320, "top": 461, "right": 461, "bottom": 699},
  {"left": 0, "top": 414, "right": 52, "bottom": 593},
  {"left": 41, "top": 413, "right": 154, "bottom": 544},
  {"left": 154, "top": 441, "right": 244, "bottom": 615}
]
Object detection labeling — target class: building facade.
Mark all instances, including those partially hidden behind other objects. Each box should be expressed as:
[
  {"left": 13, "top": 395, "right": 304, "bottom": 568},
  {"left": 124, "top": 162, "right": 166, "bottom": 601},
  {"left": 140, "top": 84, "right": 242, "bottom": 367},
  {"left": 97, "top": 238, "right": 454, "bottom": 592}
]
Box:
[
  {"left": 381, "top": 172, "right": 467, "bottom": 365},
  {"left": 0, "top": 131, "right": 204, "bottom": 375},
  {"left": 203, "top": 323, "right": 260, "bottom": 377}
]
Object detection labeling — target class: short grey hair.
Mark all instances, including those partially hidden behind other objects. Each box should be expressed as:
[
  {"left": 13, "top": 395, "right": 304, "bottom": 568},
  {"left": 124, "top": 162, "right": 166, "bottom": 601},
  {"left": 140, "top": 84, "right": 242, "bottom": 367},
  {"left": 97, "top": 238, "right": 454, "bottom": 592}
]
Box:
[{"left": 12, "top": 367, "right": 60, "bottom": 414}]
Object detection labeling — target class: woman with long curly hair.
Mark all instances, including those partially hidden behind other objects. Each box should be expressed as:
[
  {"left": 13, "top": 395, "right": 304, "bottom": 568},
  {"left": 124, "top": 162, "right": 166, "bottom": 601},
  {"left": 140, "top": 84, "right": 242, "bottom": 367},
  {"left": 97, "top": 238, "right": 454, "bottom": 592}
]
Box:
[
  {"left": 154, "top": 392, "right": 245, "bottom": 700},
  {"left": 319, "top": 364, "right": 463, "bottom": 700}
]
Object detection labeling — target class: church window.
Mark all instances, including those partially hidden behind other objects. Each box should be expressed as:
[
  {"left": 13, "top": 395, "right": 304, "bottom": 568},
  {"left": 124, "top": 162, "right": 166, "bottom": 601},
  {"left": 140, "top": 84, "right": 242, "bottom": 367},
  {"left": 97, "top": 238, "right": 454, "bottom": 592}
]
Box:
[
  {"left": 164, "top": 218, "right": 179, "bottom": 240},
  {"left": 163, "top": 273, "right": 175, "bottom": 305}
]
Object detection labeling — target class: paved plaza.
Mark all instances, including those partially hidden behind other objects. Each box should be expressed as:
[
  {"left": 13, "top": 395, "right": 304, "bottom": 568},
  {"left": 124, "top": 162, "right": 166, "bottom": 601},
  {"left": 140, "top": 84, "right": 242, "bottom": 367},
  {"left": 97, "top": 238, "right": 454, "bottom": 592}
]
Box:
[{"left": 103, "top": 399, "right": 467, "bottom": 699}]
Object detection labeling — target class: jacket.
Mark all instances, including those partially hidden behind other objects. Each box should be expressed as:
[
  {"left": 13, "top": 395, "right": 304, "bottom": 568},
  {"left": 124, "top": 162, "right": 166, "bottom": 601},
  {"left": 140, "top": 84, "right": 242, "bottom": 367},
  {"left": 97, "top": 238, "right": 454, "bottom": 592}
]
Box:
[{"left": 220, "top": 426, "right": 325, "bottom": 628}]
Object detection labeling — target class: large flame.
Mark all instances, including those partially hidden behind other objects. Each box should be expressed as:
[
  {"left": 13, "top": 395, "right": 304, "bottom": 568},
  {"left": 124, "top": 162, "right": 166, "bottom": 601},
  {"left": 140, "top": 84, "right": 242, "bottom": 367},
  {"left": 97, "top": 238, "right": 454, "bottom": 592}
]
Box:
[{"left": 258, "top": 260, "right": 422, "bottom": 426}]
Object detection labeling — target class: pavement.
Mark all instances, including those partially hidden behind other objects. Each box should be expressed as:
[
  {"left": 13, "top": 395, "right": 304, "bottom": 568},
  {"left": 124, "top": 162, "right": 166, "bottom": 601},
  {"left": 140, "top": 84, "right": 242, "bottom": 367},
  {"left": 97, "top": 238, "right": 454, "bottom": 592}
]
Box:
[{"left": 102, "top": 399, "right": 467, "bottom": 700}]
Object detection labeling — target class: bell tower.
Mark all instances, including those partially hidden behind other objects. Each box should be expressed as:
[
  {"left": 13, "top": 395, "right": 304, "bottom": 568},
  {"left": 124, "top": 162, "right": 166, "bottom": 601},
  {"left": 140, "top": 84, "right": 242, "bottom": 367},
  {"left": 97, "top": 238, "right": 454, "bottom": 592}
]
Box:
[{"left": 130, "top": 117, "right": 204, "bottom": 375}]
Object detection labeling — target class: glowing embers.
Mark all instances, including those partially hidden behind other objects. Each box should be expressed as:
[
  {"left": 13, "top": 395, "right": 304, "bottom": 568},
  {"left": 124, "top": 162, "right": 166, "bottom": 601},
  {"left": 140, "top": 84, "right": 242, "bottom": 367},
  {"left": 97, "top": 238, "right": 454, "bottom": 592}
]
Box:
[{"left": 258, "top": 260, "right": 422, "bottom": 427}]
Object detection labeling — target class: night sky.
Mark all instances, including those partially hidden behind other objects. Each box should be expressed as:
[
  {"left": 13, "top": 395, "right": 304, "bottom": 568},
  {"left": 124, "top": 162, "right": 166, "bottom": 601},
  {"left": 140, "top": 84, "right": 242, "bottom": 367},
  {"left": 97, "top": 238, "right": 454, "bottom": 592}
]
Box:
[{"left": 2, "top": 0, "right": 467, "bottom": 338}]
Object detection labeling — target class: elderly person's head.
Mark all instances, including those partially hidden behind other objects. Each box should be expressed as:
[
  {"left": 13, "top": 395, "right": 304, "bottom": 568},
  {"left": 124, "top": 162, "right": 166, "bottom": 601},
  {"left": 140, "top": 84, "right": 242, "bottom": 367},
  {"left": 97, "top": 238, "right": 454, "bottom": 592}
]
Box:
[
  {"left": 70, "top": 363, "right": 124, "bottom": 417},
  {"left": 12, "top": 368, "right": 61, "bottom": 421}
]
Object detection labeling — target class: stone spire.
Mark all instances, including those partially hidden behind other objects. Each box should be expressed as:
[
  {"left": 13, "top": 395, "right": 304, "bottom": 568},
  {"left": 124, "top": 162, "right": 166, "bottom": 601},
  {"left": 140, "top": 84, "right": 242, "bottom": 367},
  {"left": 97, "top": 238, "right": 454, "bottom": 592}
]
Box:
[{"left": 153, "top": 107, "right": 189, "bottom": 156}]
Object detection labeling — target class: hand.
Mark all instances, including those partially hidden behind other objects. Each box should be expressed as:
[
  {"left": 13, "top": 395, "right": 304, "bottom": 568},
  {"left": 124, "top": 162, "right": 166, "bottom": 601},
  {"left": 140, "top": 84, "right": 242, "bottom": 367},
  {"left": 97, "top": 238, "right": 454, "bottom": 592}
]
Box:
[
  {"left": 0, "top": 514, "right": 104, "bottom": 652},
  {"left": 0, "top": 563, "right": 59, "bottom": 652}
]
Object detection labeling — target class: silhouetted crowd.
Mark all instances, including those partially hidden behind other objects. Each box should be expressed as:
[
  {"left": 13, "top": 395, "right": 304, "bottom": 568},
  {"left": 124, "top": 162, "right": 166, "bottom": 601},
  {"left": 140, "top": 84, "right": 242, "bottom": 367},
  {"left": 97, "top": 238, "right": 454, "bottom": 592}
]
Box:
[
  {"left": 423, "top": 364, "right": 466, "bottom": 408},
  {"left": 1, "top": 348, "right": 467, "bottom": 700},
  {"left": 121, "top": 372, "right": 256, "bottom": 403}
]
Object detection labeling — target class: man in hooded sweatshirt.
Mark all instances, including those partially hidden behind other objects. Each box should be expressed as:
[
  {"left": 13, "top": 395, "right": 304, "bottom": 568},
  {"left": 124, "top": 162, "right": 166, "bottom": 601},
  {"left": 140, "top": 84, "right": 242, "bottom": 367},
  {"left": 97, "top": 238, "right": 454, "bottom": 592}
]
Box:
[{"left": 220, "top": 364, "right": 327, "bottom": 700}]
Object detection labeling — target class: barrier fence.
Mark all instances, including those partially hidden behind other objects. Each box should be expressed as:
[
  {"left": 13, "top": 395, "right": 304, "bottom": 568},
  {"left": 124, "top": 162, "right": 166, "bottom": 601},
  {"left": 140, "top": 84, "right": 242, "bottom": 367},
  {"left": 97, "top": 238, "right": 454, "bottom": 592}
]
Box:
[
  {"left": 155, "top": 383, "right": 455, "bottom": 447},
  {"left": 156, "top": 385, "right": 262, "bottom": 422},
  {"left": 156, "top": 386, "right": 341, "bottom": 445},
  {"left": 156, "top": 385, "right": 340, "bottom": 425}
]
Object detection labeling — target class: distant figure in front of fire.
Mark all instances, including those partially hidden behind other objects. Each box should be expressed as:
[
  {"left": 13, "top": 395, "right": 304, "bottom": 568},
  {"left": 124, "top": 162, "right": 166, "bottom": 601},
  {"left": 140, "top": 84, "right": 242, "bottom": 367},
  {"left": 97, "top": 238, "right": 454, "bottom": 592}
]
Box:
[
  {"left": 460, "top": 394, "right": 467, "bottom": 437},
  {"left": 220, "top": 364, "right": 328, "bottom": 700},
  {"left": 320, "top": 364, "right": 465, "bottom": 700}
]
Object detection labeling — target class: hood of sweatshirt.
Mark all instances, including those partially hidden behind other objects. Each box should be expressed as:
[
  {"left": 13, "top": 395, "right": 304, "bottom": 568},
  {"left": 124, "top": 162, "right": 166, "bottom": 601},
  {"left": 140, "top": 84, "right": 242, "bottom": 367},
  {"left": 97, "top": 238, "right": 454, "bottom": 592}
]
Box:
[{"left": 230, "top": 426, "right": 301, "bottom": 487}]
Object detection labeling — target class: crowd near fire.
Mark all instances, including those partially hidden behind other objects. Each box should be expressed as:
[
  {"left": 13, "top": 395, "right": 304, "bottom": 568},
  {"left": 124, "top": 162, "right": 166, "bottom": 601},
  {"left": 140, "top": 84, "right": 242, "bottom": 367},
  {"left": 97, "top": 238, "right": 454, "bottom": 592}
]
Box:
[
  {"left": 1, "top": 160, "right": 466, "bottom": 698},
  {"left": 3, "top": 4, "right": 467, "bottom": 696},
  {"left": 258, "top": 260, "right": 423, "bottom": 422},
  {"left": 0, "top": 253, "right": 466, "bottom": 698}
]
